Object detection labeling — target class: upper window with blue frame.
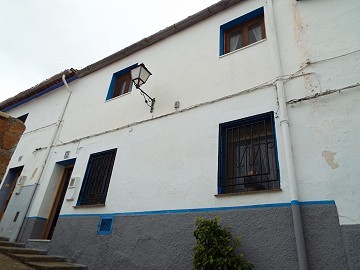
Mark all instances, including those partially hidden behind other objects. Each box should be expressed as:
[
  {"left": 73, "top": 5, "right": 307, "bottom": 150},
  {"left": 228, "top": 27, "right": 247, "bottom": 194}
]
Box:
[
  {"left": 220, "top": 7, "right": 265, "bottom": 55},
  {"left": 106, "top": 63, "right": 138, "bottom": 100}
]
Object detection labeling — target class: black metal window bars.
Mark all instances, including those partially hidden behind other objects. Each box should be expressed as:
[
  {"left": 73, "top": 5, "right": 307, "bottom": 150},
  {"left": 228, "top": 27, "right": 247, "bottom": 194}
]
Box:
[
  {"left": 219, "top": 112, "right": 280, "bottom": 194},
  {"left": 77, "top": 149, "right": 117, "bottom": 206}
]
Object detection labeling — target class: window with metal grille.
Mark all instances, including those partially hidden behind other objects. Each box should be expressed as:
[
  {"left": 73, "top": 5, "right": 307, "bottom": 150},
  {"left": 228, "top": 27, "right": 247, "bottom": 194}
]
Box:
[
  {"left": 77, "top": 149, "right": 117, "bottom": 206},
  {"left": 218, "top": 112, "right": 280, "bottom": 194},
  {"left": 98, "top": 216, "right": 114, "bottom": 235}
]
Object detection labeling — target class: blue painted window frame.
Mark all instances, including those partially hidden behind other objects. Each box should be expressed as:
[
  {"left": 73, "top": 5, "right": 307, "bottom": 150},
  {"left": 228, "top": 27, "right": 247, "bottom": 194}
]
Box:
[
  {"left": 219, "top": 7, "right": 264, "bottom": 55},
  {"left": 57, "top": 158, "right": 76, "bottom": 167},
  {"left": 106, "top": 63, "right": 138, "bottom": 100},
  {"left": 97, "top": 216, "right": 115, "bottom": 235},
  {"left": 217, "top": 111, "right": 280, "bottom": 194}
]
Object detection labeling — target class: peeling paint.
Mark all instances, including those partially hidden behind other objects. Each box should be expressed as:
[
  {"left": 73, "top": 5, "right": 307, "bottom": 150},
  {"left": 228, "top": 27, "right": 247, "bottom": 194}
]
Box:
[
  {"left": 322, "top": 150, "right": 339, "bottom": 169},
  {"left": 292, "top": 1, "right": 309, "bottom": 61}
]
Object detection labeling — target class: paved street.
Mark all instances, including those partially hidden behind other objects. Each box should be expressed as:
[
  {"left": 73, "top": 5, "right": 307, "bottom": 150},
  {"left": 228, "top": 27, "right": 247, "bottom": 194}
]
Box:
[{"left": 0, "top": 253, "right": 33, "bottom": 269}]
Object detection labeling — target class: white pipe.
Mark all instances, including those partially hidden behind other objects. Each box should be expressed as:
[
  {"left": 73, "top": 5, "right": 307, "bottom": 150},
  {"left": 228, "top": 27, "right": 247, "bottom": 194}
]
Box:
[
  {"left": 266, "top": 1, "right": 308, "bottom": 269},
  {"left": 35, "top": 74, "right": 72, "bottom": 185},
  {"left": 18, "top": 73, "right": 73, "bottom": 240},
  {"left": 62, "top": 74, "right": 72, "bottom": 93},
  {"left": 267, "top": 0, "right": 299, "bottom": 200}
]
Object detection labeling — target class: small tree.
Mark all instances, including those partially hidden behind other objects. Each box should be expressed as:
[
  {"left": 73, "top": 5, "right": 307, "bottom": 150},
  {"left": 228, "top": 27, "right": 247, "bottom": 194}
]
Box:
[{"left": 193, "top": 217, "right": 254, "bottom": 270}]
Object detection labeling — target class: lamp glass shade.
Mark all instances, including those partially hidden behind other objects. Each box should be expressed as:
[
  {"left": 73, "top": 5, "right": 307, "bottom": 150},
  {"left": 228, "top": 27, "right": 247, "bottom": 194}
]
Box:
[{"left": 131, "top": 64, "right": 152, "bottom": 88}]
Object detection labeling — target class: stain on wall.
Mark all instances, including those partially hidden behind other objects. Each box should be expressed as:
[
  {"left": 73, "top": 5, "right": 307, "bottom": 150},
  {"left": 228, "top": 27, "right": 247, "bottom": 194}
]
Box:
[{"left": 322, "top": 150, "right": 339, "bottom": 169}]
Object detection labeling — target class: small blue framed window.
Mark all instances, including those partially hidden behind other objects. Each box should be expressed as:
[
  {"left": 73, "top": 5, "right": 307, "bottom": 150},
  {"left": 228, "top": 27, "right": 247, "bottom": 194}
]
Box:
[
  {"left": 220, "top": 7, "right": 265, "bottom": 55},
  {"left": 106, "top": 63, "right": 138, "bottom": 100},
  {"left": 98, "top": 216, "right": 114, "bottom": 235}
]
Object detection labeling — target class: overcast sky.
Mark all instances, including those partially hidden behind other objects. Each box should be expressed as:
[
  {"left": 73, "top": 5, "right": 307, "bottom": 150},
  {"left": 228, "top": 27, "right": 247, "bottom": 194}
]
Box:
[{"left": 0, "top": 0, "right": 219, "bottom": 103}]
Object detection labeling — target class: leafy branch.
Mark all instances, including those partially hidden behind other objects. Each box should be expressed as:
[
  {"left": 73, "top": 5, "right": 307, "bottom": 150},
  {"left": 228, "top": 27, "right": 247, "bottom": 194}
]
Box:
[{"left": 193, "top": 217, "right": 254, "bottom": 270}]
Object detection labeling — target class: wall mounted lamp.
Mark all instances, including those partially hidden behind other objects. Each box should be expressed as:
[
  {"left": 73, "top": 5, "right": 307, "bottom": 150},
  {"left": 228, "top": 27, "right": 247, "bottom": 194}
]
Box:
[{"left": 131, "top": 63, "right": 155, "bottom": 113}]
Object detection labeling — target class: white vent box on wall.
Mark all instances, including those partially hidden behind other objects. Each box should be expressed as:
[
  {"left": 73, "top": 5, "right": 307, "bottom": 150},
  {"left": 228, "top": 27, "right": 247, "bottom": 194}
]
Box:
[
  {"left": 65, "top": 177, "right": 79, "bottom": 201},
  {"left": 15, "top": 175, "right": 27, "bottom": 195}
]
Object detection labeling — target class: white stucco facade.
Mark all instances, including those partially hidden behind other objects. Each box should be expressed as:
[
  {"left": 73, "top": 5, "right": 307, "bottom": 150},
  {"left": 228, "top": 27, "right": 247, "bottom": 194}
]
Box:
[{"left": 1, "top": 0, "right": 359, "bottom": 241}]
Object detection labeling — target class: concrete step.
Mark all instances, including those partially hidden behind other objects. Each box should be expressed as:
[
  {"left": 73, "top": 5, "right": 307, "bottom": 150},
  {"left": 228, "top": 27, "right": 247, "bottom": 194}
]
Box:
[
  {"left": 0, "top": 240, "right": 26, "bottom": 248},
  {"left": 0, "top": 238, "right": 87, "bottom": 269},
  {"left": 27, "top": 261, "right": 87, "bottom": 269},
  {"left": 0, "top": 246, "right": 47, "bottom": 255},
  {"left": 9, "top": 253, "right": 66, "bottom": 263}
]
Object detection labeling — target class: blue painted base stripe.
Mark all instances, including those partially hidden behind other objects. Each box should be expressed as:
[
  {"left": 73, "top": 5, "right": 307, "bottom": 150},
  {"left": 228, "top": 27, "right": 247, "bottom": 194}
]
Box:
[
  {"left": 291, "top": 200, "right": 300, "bottom": 205},
  {"left": 47, "top": 200, "right": 336, "bottom": 219},
  {"left": 57, "top": 203, "right": 291, "bottom": 219},
  {"left": 27, "top": 200, "right": 335, "bottom": 220},
  {"left": 298, "top": 200, "right": 335, "bottom": 206}
]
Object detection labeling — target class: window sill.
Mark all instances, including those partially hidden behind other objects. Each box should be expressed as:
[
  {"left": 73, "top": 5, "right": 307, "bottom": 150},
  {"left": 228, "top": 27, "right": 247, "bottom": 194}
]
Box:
[
  {"left": 105, "top": 91, "right": 132, "bottom": 102},
  {"left": 73, "top": 204, "right": 106, "bottom": 209},
  {"left": 27, "top": 239, "right": 51, "bottom": 243},
  {"left": 219, "top": 38, "right": 267, "bottom": 58},
  {"left": 215, "top": 188, "right": 282, "bottom": 197}
]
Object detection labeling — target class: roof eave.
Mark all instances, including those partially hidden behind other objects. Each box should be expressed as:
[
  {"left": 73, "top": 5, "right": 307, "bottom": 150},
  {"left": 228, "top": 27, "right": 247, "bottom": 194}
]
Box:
[{"left": 0, "top": 69, "right": 77, "bottom": 112}]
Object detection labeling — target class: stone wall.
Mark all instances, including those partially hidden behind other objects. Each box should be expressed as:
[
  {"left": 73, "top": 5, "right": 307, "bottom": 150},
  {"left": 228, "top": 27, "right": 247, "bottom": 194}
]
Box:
[{"left": 0, "top": 112, "right": 25, "bottom": 179}]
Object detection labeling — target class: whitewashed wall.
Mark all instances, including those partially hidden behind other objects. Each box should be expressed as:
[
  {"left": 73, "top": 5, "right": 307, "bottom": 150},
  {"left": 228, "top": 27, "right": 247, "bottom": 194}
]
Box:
[
  {"left": 3, "top": 87, "right": 70, "bottom": 185},
  {"left": 283, "top": 0, "right": 360, "bottom": 226},
  {"left": 3, "top": 0, "right": 360, "bottom": 227}
]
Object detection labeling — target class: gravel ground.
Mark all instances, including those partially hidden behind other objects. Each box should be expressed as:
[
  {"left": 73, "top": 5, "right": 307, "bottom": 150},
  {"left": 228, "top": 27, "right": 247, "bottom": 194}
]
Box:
[{"left": 0, "top": 253, "right": 34, "bottom": 269}]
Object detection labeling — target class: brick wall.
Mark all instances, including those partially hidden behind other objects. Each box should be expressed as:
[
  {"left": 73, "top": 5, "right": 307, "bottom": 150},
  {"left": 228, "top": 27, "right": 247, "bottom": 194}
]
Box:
[{"left": 0, "top": 112, "right": 25, "bottom": 179}]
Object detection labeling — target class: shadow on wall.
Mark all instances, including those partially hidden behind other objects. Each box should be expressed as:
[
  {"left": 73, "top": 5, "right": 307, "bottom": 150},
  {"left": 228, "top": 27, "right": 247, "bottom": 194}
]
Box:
[{"left": 0, "top": 112, "right": 25, "bottom": 179}]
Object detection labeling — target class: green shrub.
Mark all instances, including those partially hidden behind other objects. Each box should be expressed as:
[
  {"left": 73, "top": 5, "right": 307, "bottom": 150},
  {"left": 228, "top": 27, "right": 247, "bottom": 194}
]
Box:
[{"left": 193, "top": 217, "right": 254, "bottom": 270}]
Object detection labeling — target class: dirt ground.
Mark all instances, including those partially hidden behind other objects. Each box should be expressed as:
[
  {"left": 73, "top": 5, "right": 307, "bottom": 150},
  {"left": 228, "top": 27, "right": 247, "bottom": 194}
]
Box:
[{"left": 0, "top": 253, "right": 33, "bottom": 269}]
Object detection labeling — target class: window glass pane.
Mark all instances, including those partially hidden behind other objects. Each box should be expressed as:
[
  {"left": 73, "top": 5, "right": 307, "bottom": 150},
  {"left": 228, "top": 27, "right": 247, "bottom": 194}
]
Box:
[
  {"left": 229, "top": 30, "right": 242, "bottom": 52},
  {"left": 118, "top": 80, "right": 127, "bottom": 95},
  {"left": 248, "top": 22, "right": 262, "bottom": 45},
  {"left": 112, "top": 73, "right": 132, "bottom": 98}
]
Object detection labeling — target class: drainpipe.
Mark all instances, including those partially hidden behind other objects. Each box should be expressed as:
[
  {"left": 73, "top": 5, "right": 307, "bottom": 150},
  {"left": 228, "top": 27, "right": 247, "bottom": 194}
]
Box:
[
  {"left": 266, "top": 1, "right": 308, "bottom": 269},
  {"left": 17, "top": 73, "right": 73, "bottom": 241},
  {"left": 34, "top": 74, "right": 72, "bottom": 186},
  {"left": 32, "top": 74, "right": 73, "bottom": 188}
]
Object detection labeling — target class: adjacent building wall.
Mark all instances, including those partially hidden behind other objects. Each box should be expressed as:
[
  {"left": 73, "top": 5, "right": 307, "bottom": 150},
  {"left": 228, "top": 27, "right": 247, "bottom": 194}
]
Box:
[
  {"left": 0, "top": 112, "right": 25, "bottom": 240},
  {"left": 0, "top": 112, "right": 25, "bottom": 179}
]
